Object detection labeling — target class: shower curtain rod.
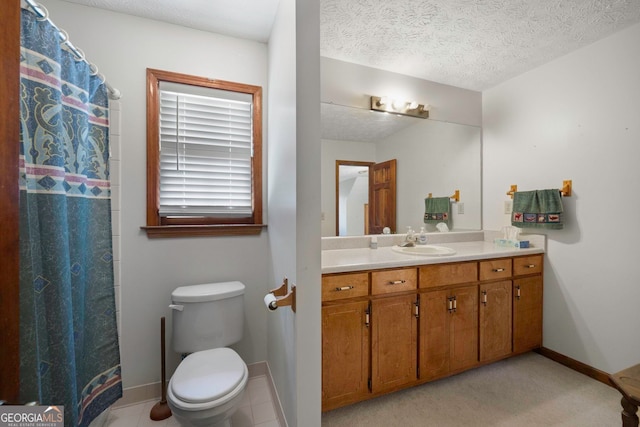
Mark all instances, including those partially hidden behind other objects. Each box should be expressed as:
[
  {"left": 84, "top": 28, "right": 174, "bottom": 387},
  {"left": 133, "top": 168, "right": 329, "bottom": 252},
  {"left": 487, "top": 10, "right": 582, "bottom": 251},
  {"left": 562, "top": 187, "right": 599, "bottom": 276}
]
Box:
[{"left": 22, "top": 0, "right": 122, "bottom": 100}]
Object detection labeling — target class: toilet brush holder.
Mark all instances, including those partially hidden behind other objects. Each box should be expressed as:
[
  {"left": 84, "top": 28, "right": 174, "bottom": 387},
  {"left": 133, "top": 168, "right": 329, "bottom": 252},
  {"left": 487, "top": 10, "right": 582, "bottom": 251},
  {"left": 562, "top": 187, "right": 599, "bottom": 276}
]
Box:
[{"left": 150, "top": 316, "right": 172, "bottom": 421}]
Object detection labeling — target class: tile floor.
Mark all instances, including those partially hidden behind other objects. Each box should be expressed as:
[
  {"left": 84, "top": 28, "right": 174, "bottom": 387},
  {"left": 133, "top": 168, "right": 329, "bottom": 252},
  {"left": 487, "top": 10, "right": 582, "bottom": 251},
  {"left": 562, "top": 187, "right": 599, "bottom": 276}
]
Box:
[{"left": 105, "top": 375, "right": 282, "bottom": 427}]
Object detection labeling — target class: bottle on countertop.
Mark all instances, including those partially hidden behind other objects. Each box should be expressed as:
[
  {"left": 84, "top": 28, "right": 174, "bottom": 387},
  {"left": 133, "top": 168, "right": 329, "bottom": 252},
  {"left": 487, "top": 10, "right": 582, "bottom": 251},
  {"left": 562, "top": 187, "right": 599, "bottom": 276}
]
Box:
[{"left": 417, "top": 227, "right": 428, "bottom": 245}]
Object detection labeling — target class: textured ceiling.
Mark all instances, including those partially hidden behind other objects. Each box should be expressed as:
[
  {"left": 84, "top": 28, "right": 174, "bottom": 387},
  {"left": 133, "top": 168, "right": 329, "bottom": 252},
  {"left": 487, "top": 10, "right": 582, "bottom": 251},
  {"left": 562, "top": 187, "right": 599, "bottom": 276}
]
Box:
[{"left": 321, "top": 0, "right": 640, "bottom": 91}]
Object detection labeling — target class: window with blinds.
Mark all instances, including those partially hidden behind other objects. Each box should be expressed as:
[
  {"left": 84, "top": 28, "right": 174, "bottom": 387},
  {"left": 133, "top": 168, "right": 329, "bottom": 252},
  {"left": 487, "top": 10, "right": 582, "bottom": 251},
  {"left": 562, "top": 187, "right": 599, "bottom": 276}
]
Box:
[
  {"left": 159, "top": 83, "right": 253, "bottom": 217},
  {"left": 145, "top": 69, "right": 263, "bottom": 237}
]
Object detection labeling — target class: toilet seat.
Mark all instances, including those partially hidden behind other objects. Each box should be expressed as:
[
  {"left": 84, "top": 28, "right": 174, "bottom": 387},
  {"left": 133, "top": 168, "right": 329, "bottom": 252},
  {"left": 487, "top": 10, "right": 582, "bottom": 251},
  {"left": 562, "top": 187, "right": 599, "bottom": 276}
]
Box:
[{"left": 169, "top": 348, "right": 247, "bottom": 409}]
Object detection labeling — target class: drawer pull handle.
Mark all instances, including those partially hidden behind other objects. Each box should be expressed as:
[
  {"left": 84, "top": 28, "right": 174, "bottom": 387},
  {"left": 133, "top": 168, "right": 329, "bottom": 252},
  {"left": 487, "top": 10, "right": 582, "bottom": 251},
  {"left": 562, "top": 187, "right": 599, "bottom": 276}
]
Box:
[
  {"left": 388, "top": 280, "right": 406, "bottom": 285},
  {"left": 527, "top": 264, "right": 536, "bottom": 268},
  {"left": 448, "top": 297, "right": 454, "bottom": 312},
  {"left": 452, "top": 297, "right": 457, "bottom": 312},
  {"left": 492, "top": 268, "right": 505, "bottom": 272},
  {"left": 335, "top": 286, "right": 354, "bottom": 291},
  {"left": 516, "top": 285, "right": 521, "bottom": 300},
  {"left": 482, "top": 290, "right": 488, "bottom": 306}
]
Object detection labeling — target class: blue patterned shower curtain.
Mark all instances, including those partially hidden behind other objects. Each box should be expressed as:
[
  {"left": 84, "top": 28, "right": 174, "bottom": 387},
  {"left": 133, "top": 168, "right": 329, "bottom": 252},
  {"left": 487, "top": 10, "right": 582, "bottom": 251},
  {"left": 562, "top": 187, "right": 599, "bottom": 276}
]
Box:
[{"left": 19, "top": 8, "right": 122, "bottom": 427}]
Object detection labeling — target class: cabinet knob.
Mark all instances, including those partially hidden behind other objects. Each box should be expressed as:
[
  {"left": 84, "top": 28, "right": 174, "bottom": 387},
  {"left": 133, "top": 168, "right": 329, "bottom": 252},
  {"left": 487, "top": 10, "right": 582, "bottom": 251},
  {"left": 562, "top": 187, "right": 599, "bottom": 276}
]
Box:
[
  {"left": 516, "top": 285, "right": 521, "bottom": 300},
  {"left": 482, "top": 290, "right": 488, "bottom": 306}
]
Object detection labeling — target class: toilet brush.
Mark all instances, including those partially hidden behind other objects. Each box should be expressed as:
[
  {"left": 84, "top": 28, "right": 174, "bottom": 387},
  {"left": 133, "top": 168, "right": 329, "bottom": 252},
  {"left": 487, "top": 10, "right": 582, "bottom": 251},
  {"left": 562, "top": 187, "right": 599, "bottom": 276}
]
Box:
[{"left": 150, "top": 316, "right": 172, "bottom": 421}]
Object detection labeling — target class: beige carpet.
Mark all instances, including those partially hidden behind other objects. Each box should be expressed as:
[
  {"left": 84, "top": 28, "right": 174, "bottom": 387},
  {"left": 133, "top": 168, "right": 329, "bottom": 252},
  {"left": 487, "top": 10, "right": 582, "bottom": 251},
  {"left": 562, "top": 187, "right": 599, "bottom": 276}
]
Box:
[{"left": 322, "top": 352, "right": 622, "bottom": 427}]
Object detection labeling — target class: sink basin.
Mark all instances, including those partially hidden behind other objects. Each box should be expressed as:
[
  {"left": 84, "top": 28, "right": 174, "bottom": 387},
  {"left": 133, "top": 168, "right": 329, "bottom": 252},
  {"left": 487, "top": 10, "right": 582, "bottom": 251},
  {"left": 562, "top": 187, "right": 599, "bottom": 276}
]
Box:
[{"left": 392, "top": 244, "right": 456, "bottom": 256}]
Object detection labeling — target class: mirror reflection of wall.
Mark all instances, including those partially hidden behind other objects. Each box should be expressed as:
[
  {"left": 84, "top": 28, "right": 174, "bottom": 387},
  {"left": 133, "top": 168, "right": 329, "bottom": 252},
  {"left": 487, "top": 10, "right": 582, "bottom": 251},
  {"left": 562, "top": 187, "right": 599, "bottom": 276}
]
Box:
[
  {"left": 337, "top": 164, "right": 370, "bottom": 236},
  {"left": 321, "top": 104, "right": 482, "bottom": 237}
]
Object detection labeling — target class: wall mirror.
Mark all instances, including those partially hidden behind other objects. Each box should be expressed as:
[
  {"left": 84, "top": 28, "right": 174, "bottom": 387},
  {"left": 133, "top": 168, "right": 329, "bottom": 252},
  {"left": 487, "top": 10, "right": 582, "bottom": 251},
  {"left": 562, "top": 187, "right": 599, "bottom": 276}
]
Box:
[{"left": 321, "top": 103, "right": 482, "bottom": 237}]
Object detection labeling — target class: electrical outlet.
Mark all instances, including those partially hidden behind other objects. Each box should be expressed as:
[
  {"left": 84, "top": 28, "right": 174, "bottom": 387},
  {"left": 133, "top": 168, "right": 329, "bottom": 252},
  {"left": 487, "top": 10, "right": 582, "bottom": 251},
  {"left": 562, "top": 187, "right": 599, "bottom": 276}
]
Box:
[
  {"left": 504, "top": 200, "right": 512, "bottom": 214},
  {"left": 457, "top": 202, "right": 464, "bottom": 214}
]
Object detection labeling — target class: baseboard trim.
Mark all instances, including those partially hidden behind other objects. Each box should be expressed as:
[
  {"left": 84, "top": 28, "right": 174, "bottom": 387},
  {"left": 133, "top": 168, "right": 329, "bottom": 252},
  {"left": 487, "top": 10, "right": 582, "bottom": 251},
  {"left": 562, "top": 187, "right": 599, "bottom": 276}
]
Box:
[
  {"left": 112, "top": 382, "right": 161, "bottom": 408},
  {"left": 113, "top": 360, "right": 287, "bottom": 426},
  {"left": 535, "top": 347, "right": 613, "bottom": 387}
]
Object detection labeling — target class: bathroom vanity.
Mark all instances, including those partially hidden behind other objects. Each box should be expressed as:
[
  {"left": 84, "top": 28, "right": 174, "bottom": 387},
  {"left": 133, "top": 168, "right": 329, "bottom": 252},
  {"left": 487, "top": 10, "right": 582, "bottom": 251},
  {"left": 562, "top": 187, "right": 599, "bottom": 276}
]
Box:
[{"left": 321, "top": 232, "right": 544, "bottom": 411}]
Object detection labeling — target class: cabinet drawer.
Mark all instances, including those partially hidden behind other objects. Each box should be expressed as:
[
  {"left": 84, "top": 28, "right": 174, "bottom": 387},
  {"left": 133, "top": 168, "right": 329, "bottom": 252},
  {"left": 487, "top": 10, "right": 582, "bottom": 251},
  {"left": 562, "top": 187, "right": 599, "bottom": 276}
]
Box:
[
  {"left": 513, "top": 255, "right": 543, "bottom": 276},
  {"left": 419, "top": 262, "right": 477, "bottom": 288},
  {"left": 372, "top": 268, "right": 417, "bottom": 295},
  {"left": 479, "top": 258, "right": 512, "bottom": 281},
  {"left": 322, "top": 273, "right": 369, "bottom": 302}
]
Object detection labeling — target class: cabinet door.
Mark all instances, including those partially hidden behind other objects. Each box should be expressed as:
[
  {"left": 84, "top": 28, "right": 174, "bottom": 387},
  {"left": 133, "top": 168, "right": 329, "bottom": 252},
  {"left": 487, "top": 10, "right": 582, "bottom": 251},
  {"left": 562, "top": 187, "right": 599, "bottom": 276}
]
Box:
[
  {"left": 479, "top": 281, "right": 512, "bottom": 362},
  {"left": 371, "top": 295, "right": 417, "bottom": 392},
  {"left": 420, "top": 285, "right": 478, "bottom": 379},
  {"left": 513, "top": 276, "right": 543, "bottom": 353},
  {"left": 449, "top": 285, "right": 479, "bottom": 372},
  {"left": 322, "top": 301, "right": 370, "bottom": 410},
  {"left": 419, "top": 289, "right": 450, "bottom": 380}
]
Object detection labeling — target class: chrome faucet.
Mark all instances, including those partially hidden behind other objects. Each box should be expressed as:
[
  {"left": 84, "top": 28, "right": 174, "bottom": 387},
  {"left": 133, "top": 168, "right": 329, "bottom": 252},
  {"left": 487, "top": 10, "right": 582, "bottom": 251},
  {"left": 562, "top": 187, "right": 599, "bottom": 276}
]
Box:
[{"left": 400, "top": 227, "right": 416, "bottom": 247}]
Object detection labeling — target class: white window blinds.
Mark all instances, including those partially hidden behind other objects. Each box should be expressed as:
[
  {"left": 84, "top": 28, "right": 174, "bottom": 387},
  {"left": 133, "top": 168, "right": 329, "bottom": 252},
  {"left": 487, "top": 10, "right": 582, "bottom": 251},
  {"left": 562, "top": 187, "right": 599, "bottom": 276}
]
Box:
[{"left": 159, "top": 82, "right": 253, "bottom": 217}]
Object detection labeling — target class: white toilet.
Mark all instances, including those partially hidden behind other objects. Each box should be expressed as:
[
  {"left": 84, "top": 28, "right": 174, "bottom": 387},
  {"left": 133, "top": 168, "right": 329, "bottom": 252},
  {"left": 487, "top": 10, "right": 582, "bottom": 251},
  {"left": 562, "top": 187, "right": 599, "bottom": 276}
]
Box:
[{"left": 167, "top": 281, "right": 248, "bottom": 427}]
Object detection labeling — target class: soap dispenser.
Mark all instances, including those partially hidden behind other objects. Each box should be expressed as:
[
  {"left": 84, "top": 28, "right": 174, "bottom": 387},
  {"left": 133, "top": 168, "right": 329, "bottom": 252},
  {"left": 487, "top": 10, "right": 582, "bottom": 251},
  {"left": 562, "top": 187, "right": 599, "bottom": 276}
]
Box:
[{"left": 417, "top": 227, "right": 428, "bottom": 245}]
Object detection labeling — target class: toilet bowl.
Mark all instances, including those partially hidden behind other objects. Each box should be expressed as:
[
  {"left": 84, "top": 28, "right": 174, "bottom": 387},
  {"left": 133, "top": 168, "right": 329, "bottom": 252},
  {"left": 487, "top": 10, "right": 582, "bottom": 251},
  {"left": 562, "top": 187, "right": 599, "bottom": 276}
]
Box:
[
  {"left": 167, "top": 281, "right": 248, "bottom": 427},
  {"left": 167, "top": 348, "right": 248, "bottom": 427}
]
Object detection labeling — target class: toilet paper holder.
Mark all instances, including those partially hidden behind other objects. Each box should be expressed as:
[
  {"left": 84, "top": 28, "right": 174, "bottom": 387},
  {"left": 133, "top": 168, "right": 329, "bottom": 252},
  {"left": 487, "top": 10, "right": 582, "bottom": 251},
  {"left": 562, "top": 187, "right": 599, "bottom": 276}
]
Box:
[{"left": 268, "top": 277, "right": 296, "bottom": 313}]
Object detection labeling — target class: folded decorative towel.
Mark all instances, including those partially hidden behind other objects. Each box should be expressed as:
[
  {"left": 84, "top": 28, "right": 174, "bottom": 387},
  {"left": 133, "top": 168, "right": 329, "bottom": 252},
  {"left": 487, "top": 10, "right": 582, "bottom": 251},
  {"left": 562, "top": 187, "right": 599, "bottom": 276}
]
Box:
[
  {"left": 424, "top": 197, "right": 451, "bottom": 226},
  {"left": 512, "top": 189, "right": 564, "bottom": 229}
]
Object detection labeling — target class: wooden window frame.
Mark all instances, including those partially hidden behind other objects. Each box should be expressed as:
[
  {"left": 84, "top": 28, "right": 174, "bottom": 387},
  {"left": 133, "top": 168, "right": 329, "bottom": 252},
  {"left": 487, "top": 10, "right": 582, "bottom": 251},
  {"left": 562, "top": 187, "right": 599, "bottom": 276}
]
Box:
[{"left": 143, "top": 68, "right": 265, "bottom": 238}]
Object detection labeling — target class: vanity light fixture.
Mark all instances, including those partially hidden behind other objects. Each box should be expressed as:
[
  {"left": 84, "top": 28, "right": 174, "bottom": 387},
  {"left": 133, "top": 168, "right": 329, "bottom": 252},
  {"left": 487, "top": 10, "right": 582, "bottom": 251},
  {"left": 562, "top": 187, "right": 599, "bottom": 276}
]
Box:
[{"left": 370, "top": 96, "right": 429, "bottom": 119}]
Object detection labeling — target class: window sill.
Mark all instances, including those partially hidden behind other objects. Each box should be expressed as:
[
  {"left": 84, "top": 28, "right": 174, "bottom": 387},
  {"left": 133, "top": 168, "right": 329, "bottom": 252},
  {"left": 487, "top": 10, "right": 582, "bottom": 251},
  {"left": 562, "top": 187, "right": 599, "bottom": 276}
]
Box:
[{"left": 141, "top": 224, "right": 267, "bottom": 238}]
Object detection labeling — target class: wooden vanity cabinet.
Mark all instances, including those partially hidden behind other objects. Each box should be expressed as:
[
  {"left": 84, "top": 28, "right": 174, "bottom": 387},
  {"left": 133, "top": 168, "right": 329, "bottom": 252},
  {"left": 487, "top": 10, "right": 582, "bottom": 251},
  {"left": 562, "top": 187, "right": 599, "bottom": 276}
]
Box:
[
  {"left": 371, "top": 294, "right": 418, "bottom": 392},
  {"left": 418, "top": 262, "right": 478, "bottom": 380},
  {"left": 321, "top": 272, "right": 368, "bottom": 302},
  {"left": 321, "top": 254, "right": 544, "bottom": 412},
  {"left": 321, "top": 272, "right": 371, "bottom": 410},
  {"left": 371, "top": 267, "right": 417, "bottom": 295},
  {"left": 419, "top": 284, "right": 478, "bottom": 380},
  {"left": 479, "top": 280, "right": 513, "bottom": 362},
  {"left": 322, "top": 300, "right": 370, "bottom": 409},
  {"left": 321, "top": 268, "right": 418, "bottom": 409},
  {"left": 513, "top": 255, "right": 544, "bottom": 353}
]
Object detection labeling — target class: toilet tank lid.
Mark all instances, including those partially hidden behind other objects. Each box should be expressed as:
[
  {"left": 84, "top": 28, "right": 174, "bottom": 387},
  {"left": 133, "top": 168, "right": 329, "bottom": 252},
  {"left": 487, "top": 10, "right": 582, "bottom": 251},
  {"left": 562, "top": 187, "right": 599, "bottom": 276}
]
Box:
[{"left": 172, "top": 281, "right": 245, "bottom": 303}]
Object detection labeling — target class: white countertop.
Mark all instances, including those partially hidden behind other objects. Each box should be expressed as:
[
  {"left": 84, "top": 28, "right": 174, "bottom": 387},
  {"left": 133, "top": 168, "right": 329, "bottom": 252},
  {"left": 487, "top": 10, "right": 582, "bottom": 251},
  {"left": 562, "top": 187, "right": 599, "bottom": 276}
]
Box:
[{"left": 322, "top": 240, "right": 545, "bottom": 274}]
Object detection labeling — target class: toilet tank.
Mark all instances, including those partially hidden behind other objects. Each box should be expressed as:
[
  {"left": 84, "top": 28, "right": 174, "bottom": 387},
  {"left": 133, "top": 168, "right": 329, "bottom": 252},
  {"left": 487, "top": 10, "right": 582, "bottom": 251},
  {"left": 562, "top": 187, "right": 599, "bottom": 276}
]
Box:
[{"left": 170, "top": 281, "right": 245, "bottom": 354}]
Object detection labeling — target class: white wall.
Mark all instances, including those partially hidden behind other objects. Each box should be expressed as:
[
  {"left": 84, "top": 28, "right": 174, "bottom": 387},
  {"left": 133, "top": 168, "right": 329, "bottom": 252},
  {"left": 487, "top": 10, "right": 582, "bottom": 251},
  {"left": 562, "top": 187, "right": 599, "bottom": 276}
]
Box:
[
  {"left": 483, "top": 22, "right": 640, "bottom": 373},
  {"left": 321, "top": 139, "right": 376, "bottom": 237},
  {"left": 267, "top": 0, "right": 322, "bottom": 425},
  {"left": 267, "top": 0, "right": 298, "bottom": 423},
  {"left": 40, "top": 0, "right": 271, "bottom": 390},
  {"left": 294, "top": 0, "right": 322, "bottom": 424}
]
